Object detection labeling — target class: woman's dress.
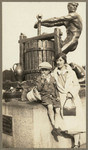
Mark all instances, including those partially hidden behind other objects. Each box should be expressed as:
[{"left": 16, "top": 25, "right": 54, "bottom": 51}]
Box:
[{"left": 51, "top": 64, "right": 86, "bottom": 134}]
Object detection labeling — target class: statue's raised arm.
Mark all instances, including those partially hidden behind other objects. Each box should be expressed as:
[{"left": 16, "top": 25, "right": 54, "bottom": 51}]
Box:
[{"left": 34, "top": 2, "right": 83, "bottom": 54}]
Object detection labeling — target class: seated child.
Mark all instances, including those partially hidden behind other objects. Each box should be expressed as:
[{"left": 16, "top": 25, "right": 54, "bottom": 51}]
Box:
[{"left": 36, "top": 62, "right": 61, "bottom": 142}]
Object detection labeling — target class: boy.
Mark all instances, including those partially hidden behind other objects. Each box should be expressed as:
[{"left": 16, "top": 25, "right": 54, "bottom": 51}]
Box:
[{"left": 36, "top": 62, "right": 61, "bottom": 141}]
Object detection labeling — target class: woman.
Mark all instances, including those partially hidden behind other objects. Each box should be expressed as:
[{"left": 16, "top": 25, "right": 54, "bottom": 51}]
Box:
[{"left": 51, "top": 53, "right": 86, "bottom": 148}]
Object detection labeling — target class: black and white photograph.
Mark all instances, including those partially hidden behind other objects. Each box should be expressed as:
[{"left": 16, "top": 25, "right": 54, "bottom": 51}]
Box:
[{"left": 2, "top": 1, "right": 86, "bottom": 148}]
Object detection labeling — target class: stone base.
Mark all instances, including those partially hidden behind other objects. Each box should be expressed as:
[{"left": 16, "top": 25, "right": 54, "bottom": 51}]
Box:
[{"left": 2, "top": 99, "right": 72, "bottom": 148}]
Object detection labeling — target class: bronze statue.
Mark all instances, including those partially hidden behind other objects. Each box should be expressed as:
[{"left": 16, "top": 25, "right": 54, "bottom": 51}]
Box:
[{"left": 34, "top": 2, "right": 82, "bottom": 54}]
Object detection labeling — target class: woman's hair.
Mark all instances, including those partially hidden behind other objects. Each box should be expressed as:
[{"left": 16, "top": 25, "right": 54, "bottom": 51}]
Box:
[{"left": 54, "top": 53, "right": 67, "bottom": 66}]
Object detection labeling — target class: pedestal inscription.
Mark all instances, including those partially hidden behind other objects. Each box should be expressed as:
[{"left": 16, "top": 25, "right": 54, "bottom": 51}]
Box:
[{"left": 3, "top": 115, "right": 12, "bottom": 136}]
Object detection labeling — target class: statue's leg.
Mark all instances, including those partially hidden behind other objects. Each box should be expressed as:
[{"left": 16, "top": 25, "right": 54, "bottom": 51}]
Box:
[{"left": 62, "top": 37, "right": 78, "bottom": 54}]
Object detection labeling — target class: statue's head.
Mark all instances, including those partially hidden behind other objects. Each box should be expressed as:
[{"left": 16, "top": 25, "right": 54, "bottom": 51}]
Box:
[{"left": 67, "top": 2, "right": 79, "bottom": 13}]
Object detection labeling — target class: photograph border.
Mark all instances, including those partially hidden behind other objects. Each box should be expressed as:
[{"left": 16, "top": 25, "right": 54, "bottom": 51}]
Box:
[{"left": 0, "top": 0, "right": 87, "bottom": 149}]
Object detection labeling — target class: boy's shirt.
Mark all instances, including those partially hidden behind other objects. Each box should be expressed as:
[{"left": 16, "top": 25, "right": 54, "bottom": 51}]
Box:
[{"left": 36, "top": 74, "right": 57, "bottom": 100}]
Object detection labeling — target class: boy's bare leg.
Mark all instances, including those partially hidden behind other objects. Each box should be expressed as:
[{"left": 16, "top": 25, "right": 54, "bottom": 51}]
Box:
[
  {"left": 55, "top": 108, "right": 61, "bottom": 128},
  {"left": 47, "top": 104, "right": 60, "bottom": 142},
  {"left": 47, "top": 104, "right": 55, "bottom": 127}
]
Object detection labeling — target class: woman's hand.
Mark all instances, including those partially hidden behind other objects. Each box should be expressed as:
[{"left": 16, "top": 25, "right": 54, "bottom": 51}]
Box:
[{"left": 66, "top": 92, "right": 73, "bottom": 99}]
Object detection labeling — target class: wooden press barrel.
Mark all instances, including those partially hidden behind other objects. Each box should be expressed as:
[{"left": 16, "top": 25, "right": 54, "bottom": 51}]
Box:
[{"left": 23, "top": 39, "right": 55, "bottom": 80}]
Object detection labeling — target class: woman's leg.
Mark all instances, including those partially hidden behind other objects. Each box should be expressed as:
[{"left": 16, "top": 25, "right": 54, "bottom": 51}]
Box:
[
  {"left": 47, "top": 104, "right": 55, "bottom": 127},
  {"left": 73, "top": 134, "right": 80, "bottom": 148}
]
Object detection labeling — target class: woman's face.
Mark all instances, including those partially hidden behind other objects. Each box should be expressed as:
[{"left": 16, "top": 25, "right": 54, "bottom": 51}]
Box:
[
  {"left": 56, "top": 57, "right": 65, "bottom": 69},
  {"left": 41, "top": 68, "right": 50, "bottom": 77}
]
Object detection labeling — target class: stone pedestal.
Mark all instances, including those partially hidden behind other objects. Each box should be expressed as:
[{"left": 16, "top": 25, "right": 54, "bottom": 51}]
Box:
[{"left": 2, "top": 99, "right": 72, "bottom": 148}]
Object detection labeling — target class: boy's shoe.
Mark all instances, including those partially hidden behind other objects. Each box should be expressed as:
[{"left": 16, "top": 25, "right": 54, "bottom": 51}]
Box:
[
  {"left": 61, "top": 130, "right": 68, "bottom": 134},
  {"left": 55, "top": 127, "right": 62, "bottom": 136},
  {"left": 51, "top": 128, "right": 59, "bottom": 142}
]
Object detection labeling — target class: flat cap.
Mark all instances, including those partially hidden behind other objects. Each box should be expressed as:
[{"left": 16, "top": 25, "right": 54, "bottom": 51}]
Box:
[{"left": 39, "top": 62, "right": 52, "bottom": 70}]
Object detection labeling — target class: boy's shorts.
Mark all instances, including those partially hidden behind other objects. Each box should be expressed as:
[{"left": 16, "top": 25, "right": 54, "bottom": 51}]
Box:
[{"left": 41, "top": 95, "right": 61, "bottom": 108}]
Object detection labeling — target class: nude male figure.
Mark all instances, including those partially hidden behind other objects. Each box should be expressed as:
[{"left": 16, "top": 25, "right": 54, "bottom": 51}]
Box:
[{"left": 34, "top": 3, "right": 82, "bottom": 54}]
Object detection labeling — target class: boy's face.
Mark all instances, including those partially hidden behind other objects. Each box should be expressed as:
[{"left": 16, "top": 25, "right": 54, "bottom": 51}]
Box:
[{"left": 40, "top": 68, "right": 50, "bottom": 77}]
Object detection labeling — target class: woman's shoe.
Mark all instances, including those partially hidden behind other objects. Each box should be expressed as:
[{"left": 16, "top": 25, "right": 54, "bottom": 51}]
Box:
[
  {"left": 74, "top": 145, "right": 79, "bottom": 148},
  {"left": 72, "top": 145, "right": 79, "bottom": 149},
  {"left": 72, "top": 141, "right": 80, "bottom": 148}
]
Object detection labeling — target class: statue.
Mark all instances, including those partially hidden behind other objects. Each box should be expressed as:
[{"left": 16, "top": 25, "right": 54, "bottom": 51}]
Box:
[{"left": 34, "top": 2, "right": 82, "bottom": 54}]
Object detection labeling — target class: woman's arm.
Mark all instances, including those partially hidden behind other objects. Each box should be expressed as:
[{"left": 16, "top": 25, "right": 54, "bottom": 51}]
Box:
[{"left": 67, "top": 71, "right": 80, "bottom": 97}]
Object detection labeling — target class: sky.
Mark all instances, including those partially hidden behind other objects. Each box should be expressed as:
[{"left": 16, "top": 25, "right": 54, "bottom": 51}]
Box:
[{"left": 2, "top": 2, "right": 86, "bottom": 71}]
